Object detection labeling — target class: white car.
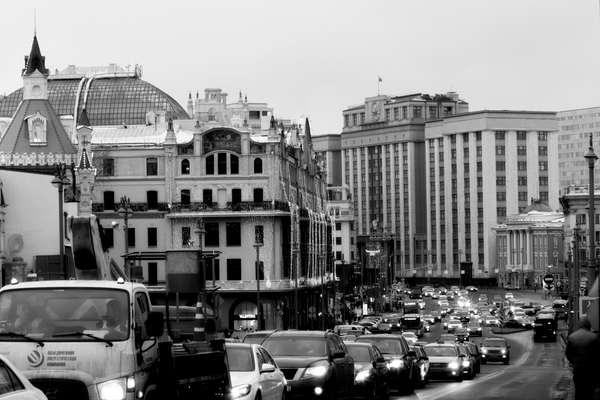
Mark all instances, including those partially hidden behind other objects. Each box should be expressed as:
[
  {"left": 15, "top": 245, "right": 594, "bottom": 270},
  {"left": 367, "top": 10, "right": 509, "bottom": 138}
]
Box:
[
  {"left": 227, "top": 342, "right": 288, "bottom": 400},
  {"left": 0, "top": 354, "right": 48, "bottom": 399},
  {"left": 401, "top": 332, "right": 418, "bottom": 344}
]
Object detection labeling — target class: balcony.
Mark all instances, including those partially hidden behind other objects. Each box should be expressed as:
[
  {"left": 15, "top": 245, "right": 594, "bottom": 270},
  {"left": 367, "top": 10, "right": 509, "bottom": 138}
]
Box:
[
  {"left": 92, "top": 202, "right": 170, "bottom": 213},
  {"left": 169, "top": 201, "right": 290, "bottom": 213}
]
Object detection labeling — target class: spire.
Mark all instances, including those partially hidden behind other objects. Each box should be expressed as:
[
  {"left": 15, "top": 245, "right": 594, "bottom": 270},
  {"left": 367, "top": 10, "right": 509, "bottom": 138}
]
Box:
[
  {"left": 23, "top": 35, "right": 48, "bottom": 76},
  {"left": 78, "top": 148, "right": 92, "bottom": 170},
  {"left": 77, "top": 109, "right": 91, "bottom": 128}
]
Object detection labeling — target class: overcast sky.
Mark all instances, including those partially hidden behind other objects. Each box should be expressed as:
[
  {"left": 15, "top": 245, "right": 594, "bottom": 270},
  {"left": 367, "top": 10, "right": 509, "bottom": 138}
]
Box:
[{"left": 1, "top": 0, "right": 600, "bottom": 135}]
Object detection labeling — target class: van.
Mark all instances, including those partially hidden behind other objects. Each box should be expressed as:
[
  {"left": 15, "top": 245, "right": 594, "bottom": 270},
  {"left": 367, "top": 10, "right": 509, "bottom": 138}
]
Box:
[{"left": 551, "top": 299, "right": 568, "bottom": 319}]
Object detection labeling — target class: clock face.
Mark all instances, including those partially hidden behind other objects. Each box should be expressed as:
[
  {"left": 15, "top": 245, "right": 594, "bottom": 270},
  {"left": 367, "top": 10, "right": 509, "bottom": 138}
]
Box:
[
  {"left": 32, "top": 85, "right": 42, "bottom": 97},
  {"left": 371, "top": 102, "right": 380, "bottom": 121}
]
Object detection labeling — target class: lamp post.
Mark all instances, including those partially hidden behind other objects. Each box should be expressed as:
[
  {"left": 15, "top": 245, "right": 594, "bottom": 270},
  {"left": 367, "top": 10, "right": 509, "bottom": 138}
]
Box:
[
  {"left": 318, "top": 254, "right": 325, "bottom": 330},
  {"left": 292, "top": 245, "right": 299, "bottom": 329},
  {"left": 117, "top": 196, "right": 134, "bottom": 278},
  {"left": 458, "top": 249, "right": 463, "bottom": 287},
  {"left": 254, "top": 241, "right": 263, "bottom": 331},
  {"left": 193, "top": 219, "right": 206, "bottom": 341},
  {"left": 584, "top": 133, "right": 597, "bottom": 282},
  {"left": 572, "top": 225, "right": 581, "bottom": 332},
  {"left": 426, "top": 250, "right": 432, "bottom": 285},
  {"left": 52, "top": 163, "right": 70, "bottom": 279},
  {"left": 340, "top": 255, "right": 346, "bottom": 323}
]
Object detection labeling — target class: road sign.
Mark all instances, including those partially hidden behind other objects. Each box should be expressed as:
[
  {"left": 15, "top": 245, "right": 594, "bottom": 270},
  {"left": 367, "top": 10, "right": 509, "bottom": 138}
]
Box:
[
  {"left": 543, "top": 274, "right": 554, "bottom": 284},
  {"left": 579, "top": 296, "right": 599, "bottom": 319}
]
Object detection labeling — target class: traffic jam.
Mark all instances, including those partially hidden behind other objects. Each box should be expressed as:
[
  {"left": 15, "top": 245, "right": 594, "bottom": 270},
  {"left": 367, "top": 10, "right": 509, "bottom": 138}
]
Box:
[{"left": 229, "top": 284, "right": 561, "bottom": 400}]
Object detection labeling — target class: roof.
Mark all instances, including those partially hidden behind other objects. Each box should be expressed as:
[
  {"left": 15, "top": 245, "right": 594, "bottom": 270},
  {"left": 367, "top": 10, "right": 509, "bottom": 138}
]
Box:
[
  {"left": 521, "top": 199, "right": 553, "bottom": 214},
  {"left": 0, "top": 279, "right": 146, "bottom": 291},
  {"left": 0, "top": 76, "right": 190, "bottom": 127}
]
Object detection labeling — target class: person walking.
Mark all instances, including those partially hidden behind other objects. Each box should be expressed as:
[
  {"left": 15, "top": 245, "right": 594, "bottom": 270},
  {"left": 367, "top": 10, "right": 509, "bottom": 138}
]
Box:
[{"left": 565, "top": 316, "right": 600, "bottom": 400}]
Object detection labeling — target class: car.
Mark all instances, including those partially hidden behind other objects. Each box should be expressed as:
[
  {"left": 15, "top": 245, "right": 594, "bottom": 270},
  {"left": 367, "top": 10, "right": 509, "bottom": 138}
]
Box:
[
  {"left": 422, "top": 342, "right": 464, "bottom": 382},
  {"left": 456, "top": 342, "right": 476, "bottom": 379},
  {"left": 441, "top": 317, "right": 452, "bottom": 330},
  {"left": 484, "top": 315, "right": 500, "bottom": 327},
  {"left": 466, "top": 286, "right": 478, "bottom": 292},
  {"left": 453, "top": 327, "right": 470, "bottom": 343},
  {"left": 226, "top": 342, "right": 287, "bottom": 400},
  {"left": 450, "top": 286, "right": 460, "bottom": 295},
  {"left": 533, "top": 313, "right": 558, "bottom": 342},
  {"left": 262, "top": 330, "right": 355, "bottom": 399},
  {"left": 480, "top": 337, "right": 511, "bottom": 365},
  {"left": 505, "top": 292, "right": 514, "bottom": 299},
  {"left": 423, "top": 320, "right": 432, "bottom": 333},
  {"left": 0, "top": 354, "right": 48, "bottom": 399},
  {"left": 241, "top": 329, "right": 279, "bottom": 344},
  {"left": 431, "top": 310, "right": 442, "bottom": 322},
  {"left": 411, "top": 344, "right": 430, "bottom": 389},
  {"left": 552, "top": 299, "right": 568, "bottom": 319},
  {"left": 401, "top": 332, "right": 418, "bottom": 344},
  {"left": 422, "top": 314, "right": 435, "bottom": 325},
  {"left": 417, "top": 300, "right": 426, "bottom": 310},
  {"left": 345, "top": 342, "right": 391, "bottom": 400},
  {"left": 462, "top": 341, "right": 482, "bottom": 374},
  {"left": 529, "top": 301, "right": 543, "bottom": 314},
  {"left": 355, "top": 334, "right": 418, "bottom": 395},
  {"left": 447, "top": 320, "right": 463, "bottom": 333},
  {"left": 466, "top": 322, "right": 483, "bottom": 337},
  {"left": 439, "top": 334, "right": 457, "bottom": 343},
  {"left": 504, "top": 284, "right": 520, "bottom": 290}
]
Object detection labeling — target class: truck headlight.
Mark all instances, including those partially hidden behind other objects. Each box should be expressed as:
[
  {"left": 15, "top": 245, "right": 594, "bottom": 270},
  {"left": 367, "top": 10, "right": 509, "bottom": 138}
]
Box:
[
  {"left": 98, "top": 379, "right": 126, "bottom": 400},
  {"left": 231, "top": 384, "right": 252, "bottom": 399},
  {"left": 304, "top": 366, "right": 328, "bottom": 378}
]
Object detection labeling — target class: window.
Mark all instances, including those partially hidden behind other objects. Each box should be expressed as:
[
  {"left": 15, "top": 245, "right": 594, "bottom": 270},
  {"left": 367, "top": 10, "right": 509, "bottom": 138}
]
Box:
[
  {"left": 496, "top": 146, "right": 505, "bottom": 155},
  {"left": 539, "top": 162, "right": 548, "bottom": 171},
  {"left": 518, "top": 192, "right": 527, "bottom": 201},
  {"left": 226, "top": 222, "right": 241, "bottom": 246},
  {"left": 539, "top": 146, "right": 548, "bottom": 156},
  {"left": 203, "top": 189, "right": 213, "bottom": 205},
  {"left": 255, "top": 225, "right": 264, "bottom": 245},
  {"left": 464, "top": 148, "right": 469, "bottom": 157},
  {"left": 105, "top": 227, "right": 114, "bottom": 248},
  {"left": 517, "top": 146, "right": 527, "bottom": 155},
  {"left": 181, "top": 159, "right": 190, "bottom": 175},
  {"left": 254, "top": 188, "right": 264, "bottom": 203},
  {"left": 148, "top": 227, "right": 157, "bottom": 247},
  {"left": 127, "top": 228, "right": 135, "bottom": 247},
  {"left": 539, "top": 176, "right": 548, "bottom": 186},
  {"left": 206, "top": 259, "right": 220, "bottom": 281},
  {"left": 147, "top": 191, "right": 158, "bottom": 210},
  {"left": 0, "top": 361, "right": 25, "bottom": 393},
  {"left": 230, "top": 155, "right": 239, "bottom": 174},
  {"left": 497, "top": 207, "right": 506, "bottom": 216},
  {"left": 496, "top": 176, "right": 506, "bottom": 186},
  {"left": 182, "top": 227, "right": 191, "bottom": 247},
  {"left": 496, "top": 162, "right": 505, "bottom": 171},
  {"left": 477, "top": 177, "right": 483, "bottom": 187},
  {"left": 104, "top": 191, "right": 115, "bottom": 211},
  {"left": 206, "top": 155, "right": 214, "bottom": 175},
  {"left": 181, "top": 189, "right": 191, "bottom": 205},
  {"left": 254, "top": 158, "right": 263, "bottom": 174},
  {"left": 476, "top": 147, "right": 482, "bottom": 156},
  {"left": 103, "top": 158, "right": 115, "bottom": 176},
  {"left": 227, "top": 259, "right": 242, "bottom": 281},
  {"left": 218, "top": 153, "right": 227, "bottom": 174},
  {"left": 205, "top": 223, "right": 219, "bottom": 246},
  {"left": 518, "top": 176, "right": 527, "bottom": 185},
  {"left": 146, "top": 158, "right": 158, "bottom": 176},
  {"left": 538, "top": 131, "right": 548, "bottom": 140},
  {"left": 232, "top": 188, "right": 242, "bottom": 208},
  {"left": 517, "top": 131, "right": 527, "bottom": 140},
  {"left": 495, "top": 131, "right": 505, "bottom": 140},
  {"left": 517, "top": 161, "right": 527, "bottom": 171},
  {"left": 497, "top": 192, "right": 506, "bottom": 201}
]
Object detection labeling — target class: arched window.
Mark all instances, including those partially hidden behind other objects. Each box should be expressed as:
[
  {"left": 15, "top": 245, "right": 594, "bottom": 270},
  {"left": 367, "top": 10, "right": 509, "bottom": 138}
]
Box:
[
  {"left": 206, "top": 155, "right": 214, "bottom": 175},
  {"left": 254, "top": 158, "right": 263, "bottom": 174},
  {"left": 181, "top": 159, "right": 190, "bottom": 175},
  {"left": 230, "top": 155, "right": 239, "bottom": 175}
]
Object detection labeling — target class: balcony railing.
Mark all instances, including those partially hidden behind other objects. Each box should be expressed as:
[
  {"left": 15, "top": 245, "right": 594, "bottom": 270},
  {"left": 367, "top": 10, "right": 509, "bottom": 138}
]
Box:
[
  {"left": 92, "top": 202, "right": 170, "bottom": 213},
  {"left": 169, "top": 201, "right": 290, "bottom": 213}
]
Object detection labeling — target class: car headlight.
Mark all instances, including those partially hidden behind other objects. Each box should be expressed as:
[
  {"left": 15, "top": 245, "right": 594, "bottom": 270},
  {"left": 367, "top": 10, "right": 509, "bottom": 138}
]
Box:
[
  {"left": 388, "top": 359, "right": 404, "bottom": 369},
  {"left": 98, "top": 378, "right": 127, "bottom": 400},
  {"left": 462, "top": 360, "right": 470, "bottom": 367},
  {"left": 304, "top": 366, "right": 328, "bottom": 378},
  {"left": 231, "top": 384, "right": 252, "bottom": 399},
  {"left": 481, "top": 348, "right": 487, "bottom": 354},
  {"left": 501, "top": 349, "right": 506, "bottom": 354},
  {"left": 355, "top": 370, "right": 371, "bottom": 382},
  {"left": 448, "top": 361, "right": 459, "bottom": 370}
]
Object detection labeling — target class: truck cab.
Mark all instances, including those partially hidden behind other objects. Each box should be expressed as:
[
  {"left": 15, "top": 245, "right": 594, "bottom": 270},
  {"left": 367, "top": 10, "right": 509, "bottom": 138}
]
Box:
[{"left": 0, "top": 279, "right": 163, "bottom": 399}]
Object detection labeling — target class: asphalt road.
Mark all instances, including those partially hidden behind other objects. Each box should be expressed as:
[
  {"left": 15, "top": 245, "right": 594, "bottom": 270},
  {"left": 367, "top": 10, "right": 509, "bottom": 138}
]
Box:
[{"left": 378, "top": 288, "right": 571, "bottom": 400}]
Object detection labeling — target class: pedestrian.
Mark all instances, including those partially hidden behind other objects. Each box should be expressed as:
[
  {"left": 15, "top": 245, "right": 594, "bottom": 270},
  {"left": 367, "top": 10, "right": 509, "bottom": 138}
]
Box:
[{"left": 565, "top": 316, "right": 600, "bottom": 400}]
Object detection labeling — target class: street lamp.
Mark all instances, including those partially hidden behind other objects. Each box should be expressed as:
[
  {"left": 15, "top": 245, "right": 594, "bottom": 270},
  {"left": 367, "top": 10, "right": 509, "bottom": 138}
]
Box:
[
  {"left": 458, "top": 249, "right": 463, "bottom": 288},
  {"left": 52, "top": 163, "right": 70, "bottom": 279},
  {"left": 340, "top": 254, "right": 346, "bottom": 323},
  {"left": 193, "top": 219, "right": 206, "bottom": 341},
  {"left": 426, "top": 250, "right": 432, "bottom": 285},
  {"left": 117, "top": 196, "right": 134, "bottom": 278},
  {"left": 254, "top": 240, "right": 263, "bottom": 331},
  {"left": 318, "top": 254, "right": 325, "bottom": 330}
]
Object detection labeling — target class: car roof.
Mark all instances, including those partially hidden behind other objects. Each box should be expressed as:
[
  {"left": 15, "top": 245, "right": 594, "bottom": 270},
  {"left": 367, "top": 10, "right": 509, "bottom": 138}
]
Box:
[
  {"left": 345, "top": 341, "right": 373, "bottom": 348},
  {"left": 266, "top": 330, "right": 330, "bottom": 338}
]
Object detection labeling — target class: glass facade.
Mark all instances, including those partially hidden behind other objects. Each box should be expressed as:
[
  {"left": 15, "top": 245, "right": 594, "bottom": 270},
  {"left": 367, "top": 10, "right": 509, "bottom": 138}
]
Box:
[{"left": 0, "top": 77, "right": 190, "bottom": 126}]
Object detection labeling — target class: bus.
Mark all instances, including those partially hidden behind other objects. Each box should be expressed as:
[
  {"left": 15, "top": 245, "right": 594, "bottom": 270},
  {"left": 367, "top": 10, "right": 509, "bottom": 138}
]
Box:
[
  {"left": 400, "top": 313, "right": 424, "bottom": 337},
  {"left": 403, "top": 301, "right": 419, "bottom": 315}
]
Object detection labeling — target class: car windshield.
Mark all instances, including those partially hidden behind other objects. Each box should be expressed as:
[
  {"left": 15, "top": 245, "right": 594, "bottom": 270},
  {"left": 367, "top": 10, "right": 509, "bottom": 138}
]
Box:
[
  {"left": 485, "top": 340, "right": 506, "bottom": 347},
  {"left": 346, "top": 346, "right": 371, "bottom": 362},
  {"left": 424, "top": 346, "right": 457, "bottom": 357},
  {"left": 243, "top": 334, "right": 269, "bottom": 344},
  {"left": 358, "top": 338, "right": 402, "bottom": 355},
  {"left": 226, "top": 347, "right": 254, "bottom": 371},
  {"left": 0, "top": 288, "right": 130, "bottom": 342},
  {"left": 262, "top": 338, "right": 327, "bottom": 357}
]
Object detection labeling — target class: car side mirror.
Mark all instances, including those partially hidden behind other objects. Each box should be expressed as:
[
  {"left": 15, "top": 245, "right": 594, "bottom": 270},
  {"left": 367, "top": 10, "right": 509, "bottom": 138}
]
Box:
[
  {"left": 261, "top": 363, "right": 276, "bottom": 373},
  {"left": 459, "top": 353, "right": 466, "bottom": 358},
  {"left": 376, "top": 356, "right": 386, "bottom": 363},
  {"left": 332, "top": 349, "right": 346, "bottom": 359},
  {"left": 407, "top": 350, "right": 416, "bottom": 357}
]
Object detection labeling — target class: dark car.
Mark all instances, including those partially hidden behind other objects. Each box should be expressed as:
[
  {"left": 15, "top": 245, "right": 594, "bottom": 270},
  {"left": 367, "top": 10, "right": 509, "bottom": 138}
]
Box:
[
  {"left": 456, "top": 343, "right": 476, "bottom": 379},
  {"left": 355, "top": 334, "right": 418, "bottom": 395},
  {"left": 411, "top": 344, "right": 430, "bottom": 389},
  {"left": 463, "top": 341, "right": 482, "bottom": 374},
  {"left": 465, "top": 322, "right": 483, "bottom": 337},
  {"left": 345, "top": 342, "right": 390, "bottom": 400},
  {"left": 241, "top": 329, "right": 279, "bottom": 344},
  {"left": 262, "top": 330, "right": 355, "bottom": 399},
  {"left": 533, "top": 313, "right": 558, "bottom": 342},
  {"left": 422, "top": 342, "right": 464, "bottom": 382},
  {"left": 481, "top": 337, "right": 511, "bottom": 365}
]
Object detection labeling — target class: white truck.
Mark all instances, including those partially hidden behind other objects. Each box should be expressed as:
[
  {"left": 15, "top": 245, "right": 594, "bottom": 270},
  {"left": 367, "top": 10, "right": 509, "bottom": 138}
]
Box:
[{"left": 0, "top": 216, "right": 230, "bottom": 400}]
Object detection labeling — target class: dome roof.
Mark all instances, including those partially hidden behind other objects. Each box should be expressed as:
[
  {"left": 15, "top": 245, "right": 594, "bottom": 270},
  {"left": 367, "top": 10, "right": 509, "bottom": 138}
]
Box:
[
  {"left": 521, "top": 199, "right": 553, "bottom": 214},
  {"left": 0, "top": 76, "right": 190, "bottom": 126}
]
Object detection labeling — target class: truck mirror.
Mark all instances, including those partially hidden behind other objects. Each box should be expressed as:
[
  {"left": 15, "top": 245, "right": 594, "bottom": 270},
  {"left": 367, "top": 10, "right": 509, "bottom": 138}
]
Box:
[{"left": 147, "top": 311, "right": 164, "bottom": 337}]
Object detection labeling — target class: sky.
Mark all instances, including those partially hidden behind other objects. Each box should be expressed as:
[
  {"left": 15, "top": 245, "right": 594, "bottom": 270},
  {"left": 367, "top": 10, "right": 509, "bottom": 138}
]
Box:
[{"left": 1, "top": 0, "right": 600, "bottom": 135}]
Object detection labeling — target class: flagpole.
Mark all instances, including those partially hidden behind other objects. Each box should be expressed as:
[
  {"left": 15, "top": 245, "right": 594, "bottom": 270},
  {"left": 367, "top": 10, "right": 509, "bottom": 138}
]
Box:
[{"left": 377, "top": 75, "right": 382, "bottom": 96}]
